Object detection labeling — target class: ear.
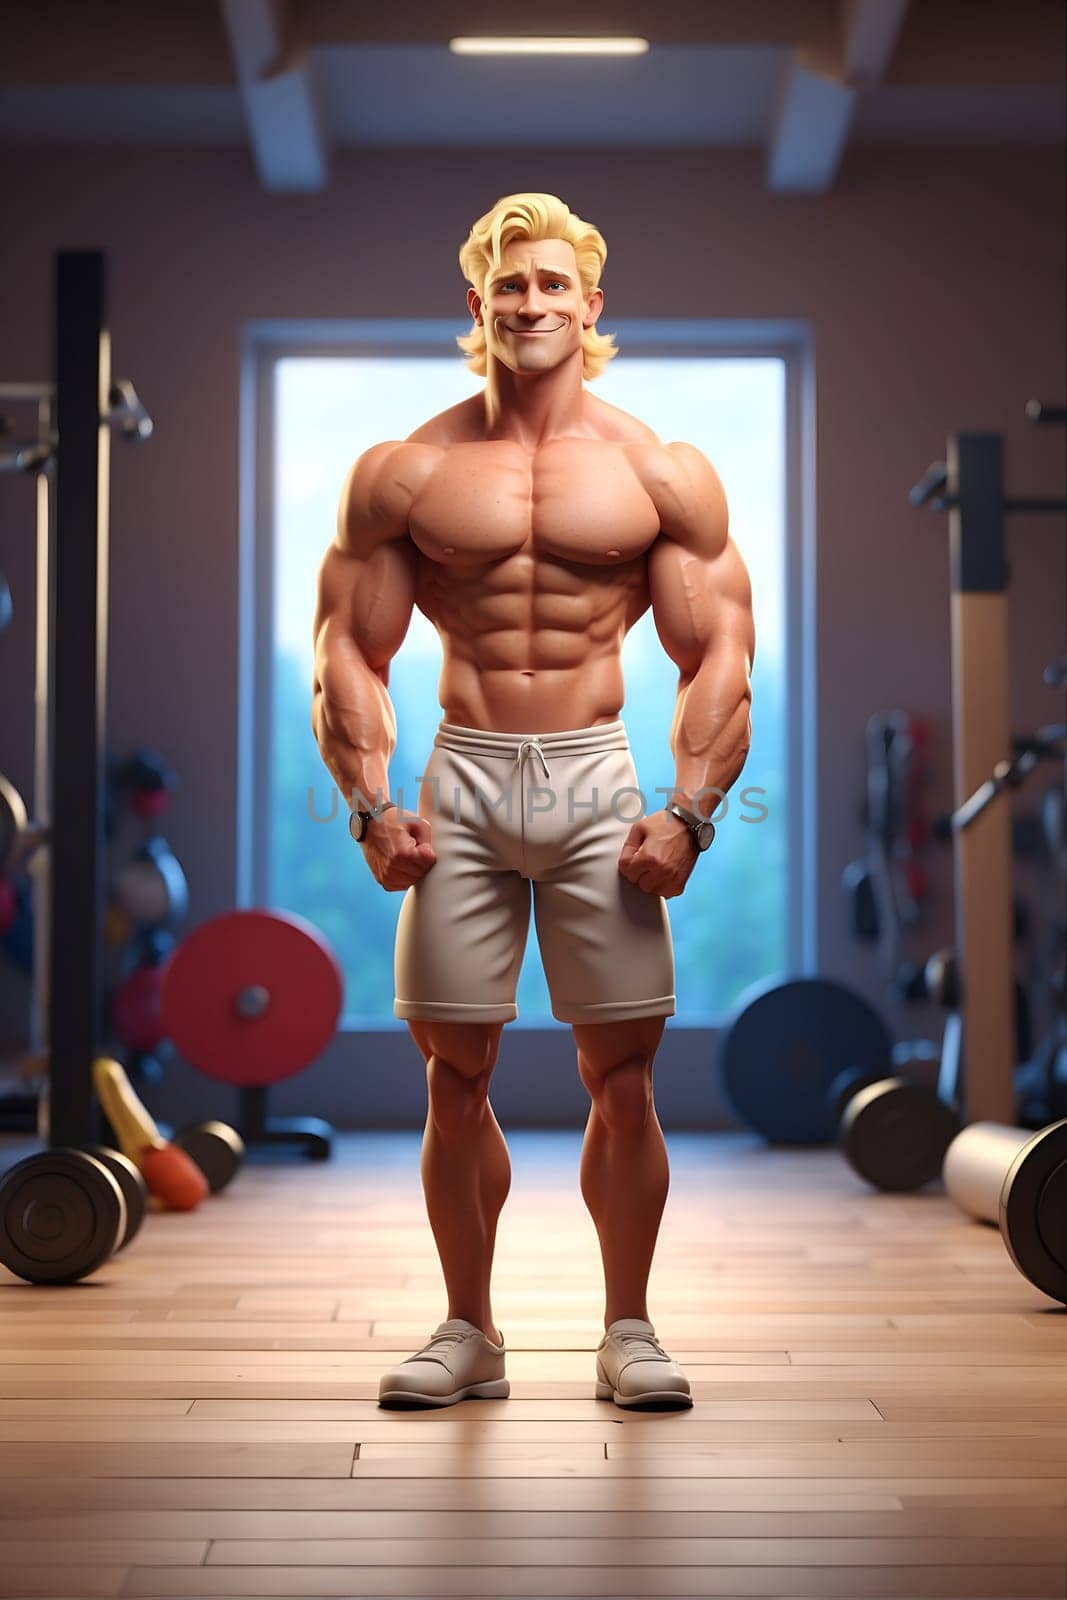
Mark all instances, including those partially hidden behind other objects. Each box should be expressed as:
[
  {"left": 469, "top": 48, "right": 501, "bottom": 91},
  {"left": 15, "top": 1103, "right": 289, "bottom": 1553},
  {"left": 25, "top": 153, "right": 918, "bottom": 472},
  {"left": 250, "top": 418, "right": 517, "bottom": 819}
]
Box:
[
  {"left": 583, "top": 286, "right": 604, "bottom": 328},
  {"left": 466, "top": 285, "right": 483, "bottom": 325}
]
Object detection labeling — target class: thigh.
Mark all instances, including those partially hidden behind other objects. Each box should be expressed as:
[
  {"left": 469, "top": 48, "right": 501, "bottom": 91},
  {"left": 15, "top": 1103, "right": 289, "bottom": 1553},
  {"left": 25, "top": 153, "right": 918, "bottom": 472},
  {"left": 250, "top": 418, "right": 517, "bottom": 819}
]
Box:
[
  {"left": 394, "top": 747, "right": 531, "bottom": 1024},
  {"left": 532, "top": 758, "right": 676, "bottom": 1026}
]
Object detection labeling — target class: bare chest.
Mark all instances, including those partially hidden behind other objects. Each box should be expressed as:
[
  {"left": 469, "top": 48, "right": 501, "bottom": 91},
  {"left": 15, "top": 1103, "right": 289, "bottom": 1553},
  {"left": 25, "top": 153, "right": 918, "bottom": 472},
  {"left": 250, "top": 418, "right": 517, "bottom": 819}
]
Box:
[{"left": 408, "top": 439, "right": 660, "bottom": 570}]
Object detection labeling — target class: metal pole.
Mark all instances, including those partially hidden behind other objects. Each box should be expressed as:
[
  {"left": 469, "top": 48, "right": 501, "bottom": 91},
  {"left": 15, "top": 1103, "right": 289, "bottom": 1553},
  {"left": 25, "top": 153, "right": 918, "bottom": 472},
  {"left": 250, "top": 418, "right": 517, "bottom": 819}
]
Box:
[
  {"left": 30, "top": 394, "right": 54, "bottom": 1066},
  {"left": 49, "top": 252, "right": 110, "bottom": 1149}
]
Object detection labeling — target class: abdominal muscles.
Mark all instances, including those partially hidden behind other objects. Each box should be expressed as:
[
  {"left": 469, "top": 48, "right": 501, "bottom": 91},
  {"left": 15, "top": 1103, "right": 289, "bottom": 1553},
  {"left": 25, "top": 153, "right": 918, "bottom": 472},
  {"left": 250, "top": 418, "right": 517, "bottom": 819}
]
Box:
[{"left": 415, "top": 546, "right": 646, "bottom": 732}]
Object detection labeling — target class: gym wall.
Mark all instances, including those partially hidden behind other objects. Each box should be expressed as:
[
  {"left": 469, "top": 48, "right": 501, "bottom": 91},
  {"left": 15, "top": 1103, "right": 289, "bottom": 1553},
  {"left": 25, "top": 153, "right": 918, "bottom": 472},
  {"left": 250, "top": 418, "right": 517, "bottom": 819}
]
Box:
[{"left": 0, "top": 141, "right": 1063, "bottom": 1125}]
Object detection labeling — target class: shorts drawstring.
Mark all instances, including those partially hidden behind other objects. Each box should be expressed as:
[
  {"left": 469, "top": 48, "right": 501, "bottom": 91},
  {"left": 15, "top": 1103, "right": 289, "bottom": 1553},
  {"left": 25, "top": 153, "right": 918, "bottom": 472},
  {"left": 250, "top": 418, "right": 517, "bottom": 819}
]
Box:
[{"left": 515, "top": 736, "right": 552, "bottom": 781}]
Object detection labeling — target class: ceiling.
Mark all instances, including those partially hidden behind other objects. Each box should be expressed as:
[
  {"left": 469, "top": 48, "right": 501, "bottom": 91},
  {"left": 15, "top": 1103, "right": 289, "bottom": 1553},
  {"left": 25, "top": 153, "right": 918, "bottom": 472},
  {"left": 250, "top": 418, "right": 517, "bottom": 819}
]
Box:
[{"left": 1, "top": 0, "right": 1064, "bottom": 192}]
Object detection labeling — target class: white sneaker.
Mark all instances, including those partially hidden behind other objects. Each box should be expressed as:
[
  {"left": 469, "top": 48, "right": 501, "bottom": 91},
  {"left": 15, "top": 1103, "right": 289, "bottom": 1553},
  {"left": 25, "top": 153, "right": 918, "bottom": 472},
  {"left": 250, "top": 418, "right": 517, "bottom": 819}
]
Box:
[
  {"left": 377, "top": 1318, "right": 509, "bottom": 1408},
  {"left": 595, "top": 1317, "right": 693, "bottom": 1408}
]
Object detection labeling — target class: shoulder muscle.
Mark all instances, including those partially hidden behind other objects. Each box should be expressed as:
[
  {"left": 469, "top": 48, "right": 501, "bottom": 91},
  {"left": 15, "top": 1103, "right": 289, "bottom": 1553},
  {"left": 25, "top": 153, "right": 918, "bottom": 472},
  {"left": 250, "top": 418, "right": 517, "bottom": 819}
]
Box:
[
  {"left": 336, "top": 439, "right": 443, "bottom": 558},
  {"left": 629, "top": 440, "right": 729, "bottom": 558}
]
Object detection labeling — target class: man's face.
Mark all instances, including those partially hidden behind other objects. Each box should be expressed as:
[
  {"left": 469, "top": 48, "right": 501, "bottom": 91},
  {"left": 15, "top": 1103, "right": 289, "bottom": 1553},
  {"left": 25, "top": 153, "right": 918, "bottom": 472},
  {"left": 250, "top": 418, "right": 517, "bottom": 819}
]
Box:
[{"left": 467, "top": 237, "right": 603, "bottom": 376}]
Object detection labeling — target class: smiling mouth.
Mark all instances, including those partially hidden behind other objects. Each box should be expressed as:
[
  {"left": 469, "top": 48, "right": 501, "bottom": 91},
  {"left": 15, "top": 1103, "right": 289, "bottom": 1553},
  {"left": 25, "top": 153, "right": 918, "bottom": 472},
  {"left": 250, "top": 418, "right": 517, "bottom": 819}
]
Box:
[{"left": 508, "top": 324, "right": 565, "bottom": 334}]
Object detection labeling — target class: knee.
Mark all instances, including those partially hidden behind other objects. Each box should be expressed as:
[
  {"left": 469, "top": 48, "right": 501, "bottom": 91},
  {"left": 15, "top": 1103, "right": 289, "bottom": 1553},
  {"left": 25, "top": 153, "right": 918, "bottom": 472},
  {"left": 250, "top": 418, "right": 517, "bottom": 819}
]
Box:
[
  {"left": 426, "top": 1055, "right": 492, "bottom": 1132},
  {"left": 414, "top": 1024, "right": 501, "bottom": 1134},
  {"left": 580, "top": 1052, "right": 654, "bottom": 1134}
]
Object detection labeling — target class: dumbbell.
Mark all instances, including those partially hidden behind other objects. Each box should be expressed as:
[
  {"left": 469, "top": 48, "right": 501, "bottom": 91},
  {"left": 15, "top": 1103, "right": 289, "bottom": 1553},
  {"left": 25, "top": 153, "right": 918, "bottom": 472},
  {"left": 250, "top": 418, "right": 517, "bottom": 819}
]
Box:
[
  {"left": 831, "top": 1043, "right": 962, "bottom": 1192},
  {"left": 172, "top": 1120, "right": 245, "bottom": 1193},
  {"left": 0, "top": 1145, "right": 147, "bottom": 1284},
  {"left": 943, "top": 1118, "right": 1067, "bottom": 1304}
]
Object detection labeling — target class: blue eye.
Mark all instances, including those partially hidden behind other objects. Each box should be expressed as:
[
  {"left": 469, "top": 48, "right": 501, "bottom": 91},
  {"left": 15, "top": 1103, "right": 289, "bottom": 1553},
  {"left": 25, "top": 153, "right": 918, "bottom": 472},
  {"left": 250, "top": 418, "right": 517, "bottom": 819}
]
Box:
[{"left": 495, "top": 280, "right": 567, "bottom": 292}]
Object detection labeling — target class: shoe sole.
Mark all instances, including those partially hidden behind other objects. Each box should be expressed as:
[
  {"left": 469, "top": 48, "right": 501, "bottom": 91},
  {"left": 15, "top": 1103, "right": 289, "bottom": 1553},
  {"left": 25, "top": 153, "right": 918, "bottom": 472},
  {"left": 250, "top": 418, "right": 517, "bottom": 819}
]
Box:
[
  {"left": 595, "top": 1378, "right": 693, "bottom": 1408},
  {"left": 378, "top": 1377, "right": 510, "bottom": 1408}
]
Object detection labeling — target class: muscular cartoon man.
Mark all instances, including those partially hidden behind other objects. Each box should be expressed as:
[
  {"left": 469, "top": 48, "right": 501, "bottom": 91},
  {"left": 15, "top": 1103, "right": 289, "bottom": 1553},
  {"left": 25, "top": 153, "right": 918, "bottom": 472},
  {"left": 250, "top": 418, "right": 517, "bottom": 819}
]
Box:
[{"left": 312, "top": 192, "right": 754, "bottom": 1411}]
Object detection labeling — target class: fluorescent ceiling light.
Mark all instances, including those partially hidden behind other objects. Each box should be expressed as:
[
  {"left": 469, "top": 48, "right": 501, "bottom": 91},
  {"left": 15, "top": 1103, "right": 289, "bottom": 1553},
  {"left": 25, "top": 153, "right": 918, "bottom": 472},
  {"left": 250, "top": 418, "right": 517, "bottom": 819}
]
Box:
[{"left": 450, "top": 36, "right": 650, "bottom": 56}]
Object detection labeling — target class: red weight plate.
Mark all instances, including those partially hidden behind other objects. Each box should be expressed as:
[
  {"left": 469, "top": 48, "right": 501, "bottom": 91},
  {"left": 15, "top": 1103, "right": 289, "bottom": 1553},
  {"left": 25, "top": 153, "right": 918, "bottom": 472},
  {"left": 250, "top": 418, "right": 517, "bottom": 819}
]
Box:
[
  {"left": 159, "top": 909, "right": 343, "bottom": 1086},
  {"left": 112, "top": 964, "right": 166, "bottom": 1053}
]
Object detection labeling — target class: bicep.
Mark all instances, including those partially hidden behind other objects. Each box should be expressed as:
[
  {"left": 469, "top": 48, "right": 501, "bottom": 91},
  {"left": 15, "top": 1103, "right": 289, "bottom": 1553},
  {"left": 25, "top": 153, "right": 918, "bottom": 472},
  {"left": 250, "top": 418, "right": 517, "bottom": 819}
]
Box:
[
  {"left": 648, "top": 532, "right": 755, "bottom": 681},
  {"left": 313, "top": 536, "right": 417, "bottom": 691}
]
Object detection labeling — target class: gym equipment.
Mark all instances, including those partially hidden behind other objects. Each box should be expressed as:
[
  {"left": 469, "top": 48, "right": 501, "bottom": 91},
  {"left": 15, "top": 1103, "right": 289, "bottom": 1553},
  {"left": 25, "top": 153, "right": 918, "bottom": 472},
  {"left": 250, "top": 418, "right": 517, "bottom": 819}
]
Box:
[
  {"left": 0, "top": 875, "right": 15, "bottom": 937},
  {"left": 0, "top": 772, "right": 48, "bottom": 874},
  {"left": 947, "top": 720, "right": 1066, "bottom": 1127},
  {"left": 842, "top": 711, "right": 932, "bottom": 995},
  {"left": 1, "top": 256, "right": 155, "bottom": 1153},
  {"left": 922, "top": 944, "right": 1033, "bottom": 1094},
  {"left": 160, "top": 909, "right": 343, "bottom": 1160},
  {"left": 0, "top": 872, "right": 34, "bottom": 973},
  {"left": 83, "top": 1145, "right": 148, "bottom": 1249},
  {"left": 718, "top": 975, "right": 957, "bottom": 1185},
  {"left": 910, "top": 403, "right": 1067, "bottom": 1123},
  {"left": 111, "top": 963, "right": 166, "bottom": 1054},
  {"left": 943, "top": 1119, "right": 1067, "bottom": 1304},
  {"left": 833, "top": 1047, "right": 961, "bottom": 1192},
  {"left": 116, "top": 749, "right": 179, "bottom": 821},
  {"left": 0, "top": 1147, "right": 137, "bottom": 1284},
  {"left": 716, "top": 976, "right": 893, "bottom": 1145},
  {"left": 172, "top": 1120, "right": 246, "bottom": 1193},
  {"left": 92, "top": 1056, "right": 208, "bottom": 1210},
  {"left": 1014, "top": 724, "right": 1067, "bottom": 1126},
  {"left": 112, "top": 837, "right": 189, "bottom": 928}
]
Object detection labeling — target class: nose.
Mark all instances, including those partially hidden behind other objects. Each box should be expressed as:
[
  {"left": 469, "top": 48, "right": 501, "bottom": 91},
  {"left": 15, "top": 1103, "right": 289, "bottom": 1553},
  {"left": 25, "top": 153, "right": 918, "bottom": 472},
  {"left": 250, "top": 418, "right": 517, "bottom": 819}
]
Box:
[{"left": 517, "top": 283, "right": 549, "bottom": 320}]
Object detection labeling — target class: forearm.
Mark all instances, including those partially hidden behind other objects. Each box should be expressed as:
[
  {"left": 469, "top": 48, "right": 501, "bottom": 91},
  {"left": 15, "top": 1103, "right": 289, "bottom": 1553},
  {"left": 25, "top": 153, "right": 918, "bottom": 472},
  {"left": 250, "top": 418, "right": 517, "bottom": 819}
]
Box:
[
  {"left": 666, "top": 650, "right": 752, "bottom": 817},
  {"left": 312, "top": 644, "right": 398, "bottom": 809}
]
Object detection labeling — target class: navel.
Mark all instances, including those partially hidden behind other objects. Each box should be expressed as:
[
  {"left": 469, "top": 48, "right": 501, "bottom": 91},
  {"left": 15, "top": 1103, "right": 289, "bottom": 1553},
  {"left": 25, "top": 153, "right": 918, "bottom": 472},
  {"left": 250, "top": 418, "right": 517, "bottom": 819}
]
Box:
[
  {"left": 606, "top": 548, "right": 621, "bottom": 559},
  {"left": 442, "top": 545, "right": 455, "bottom": 556}
]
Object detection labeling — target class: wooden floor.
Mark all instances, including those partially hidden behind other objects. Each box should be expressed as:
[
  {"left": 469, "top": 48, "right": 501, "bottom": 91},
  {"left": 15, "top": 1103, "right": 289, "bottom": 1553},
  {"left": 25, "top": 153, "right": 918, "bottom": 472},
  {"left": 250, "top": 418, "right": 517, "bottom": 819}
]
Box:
[{"left": 0, "top": 1127, "right": 1065, "bottom": 1600}]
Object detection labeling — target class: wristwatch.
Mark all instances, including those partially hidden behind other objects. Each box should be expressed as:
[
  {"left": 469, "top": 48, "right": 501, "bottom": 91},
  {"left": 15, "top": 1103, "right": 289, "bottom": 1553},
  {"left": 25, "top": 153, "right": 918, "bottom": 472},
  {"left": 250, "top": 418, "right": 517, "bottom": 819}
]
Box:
[
  {"left": 664, "top": 800, "right": 716, "bottom": 852},
  {"left": 348, "top": 799, "right": 397, "bottom": 843}
]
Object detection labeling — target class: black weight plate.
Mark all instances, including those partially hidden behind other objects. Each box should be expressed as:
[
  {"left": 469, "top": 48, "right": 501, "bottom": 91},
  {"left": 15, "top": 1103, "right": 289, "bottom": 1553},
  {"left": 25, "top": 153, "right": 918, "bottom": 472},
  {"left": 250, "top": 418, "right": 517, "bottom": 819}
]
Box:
[
  {"left": 173, "top": 1121, "right": 245, "bottom": 1193},
  {"left": 0, "top": 1148, "right": 125, "bottom": 1284},
  {"left": 840, "top": 1078, "right": 961, "bottom": 1192},
  {"left": 1000, "top": 1118, "right": 1067, "bottom": 1305},
  {"left": 827, "top": 1067, "right": 890, "bottom": 1126},
  {"left": 84, "top": 1144, "right": 148, "bottom": 1249},
  {"left": 717, "top": 976, "right": 893, "bottom": 1144}
]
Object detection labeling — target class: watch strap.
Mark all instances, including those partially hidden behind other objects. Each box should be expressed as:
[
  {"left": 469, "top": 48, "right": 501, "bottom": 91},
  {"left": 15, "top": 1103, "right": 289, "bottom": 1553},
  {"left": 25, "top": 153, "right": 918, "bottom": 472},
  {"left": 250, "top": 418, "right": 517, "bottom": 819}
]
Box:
[
  {"left": 349, "top": 798, "right": 397, "bottom": 841},
  {"left": 664, "top": 800, "right": 715, "bottom": 849}
]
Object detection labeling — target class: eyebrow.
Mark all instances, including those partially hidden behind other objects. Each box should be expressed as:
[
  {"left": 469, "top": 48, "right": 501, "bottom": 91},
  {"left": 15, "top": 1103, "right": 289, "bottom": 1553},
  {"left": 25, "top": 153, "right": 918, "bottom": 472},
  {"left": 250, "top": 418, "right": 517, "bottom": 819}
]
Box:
[{"left": 488, "top": 265, "right": 574, "bottom": 286}]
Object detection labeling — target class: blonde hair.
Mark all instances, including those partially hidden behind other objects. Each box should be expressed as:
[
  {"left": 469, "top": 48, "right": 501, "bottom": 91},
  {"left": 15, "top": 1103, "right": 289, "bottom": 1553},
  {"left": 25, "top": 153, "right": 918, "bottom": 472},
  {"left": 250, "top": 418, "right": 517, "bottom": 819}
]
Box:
[{"left": 456, "top": 192, "right": 618, "bottom": 380}]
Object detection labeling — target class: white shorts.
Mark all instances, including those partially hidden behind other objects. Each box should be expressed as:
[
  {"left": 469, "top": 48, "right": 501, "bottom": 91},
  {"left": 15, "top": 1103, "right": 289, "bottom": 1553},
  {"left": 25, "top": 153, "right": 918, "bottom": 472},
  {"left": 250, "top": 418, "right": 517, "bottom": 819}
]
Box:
[{"left": 393, "top": 718, "right": 676, "bottom": 1026}]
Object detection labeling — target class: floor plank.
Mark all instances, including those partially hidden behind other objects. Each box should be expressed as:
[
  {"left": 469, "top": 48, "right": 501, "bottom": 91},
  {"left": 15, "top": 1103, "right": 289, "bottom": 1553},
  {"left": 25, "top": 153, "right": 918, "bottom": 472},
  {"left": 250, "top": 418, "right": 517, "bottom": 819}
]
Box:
[{"left": 0, "top": 1127, "right": 1065, "bottom": 1600}]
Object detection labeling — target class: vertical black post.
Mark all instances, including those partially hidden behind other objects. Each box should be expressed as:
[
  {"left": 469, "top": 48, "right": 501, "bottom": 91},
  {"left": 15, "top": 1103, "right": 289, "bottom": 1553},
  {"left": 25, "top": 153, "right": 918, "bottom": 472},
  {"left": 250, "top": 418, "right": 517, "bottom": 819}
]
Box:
[
  {"left": 49, "top": 252, "right": 110, "bottom": 1148},
  {"left": 949, "top": 433, "right": 1007, "bottom": 594}
]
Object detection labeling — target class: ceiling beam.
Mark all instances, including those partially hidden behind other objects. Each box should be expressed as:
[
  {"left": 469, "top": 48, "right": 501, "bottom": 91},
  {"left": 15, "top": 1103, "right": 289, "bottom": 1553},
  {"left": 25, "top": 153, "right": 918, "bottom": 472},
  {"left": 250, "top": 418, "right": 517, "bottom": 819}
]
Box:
[
  {"left": 219, "top": 0, "right": 329, "bottom": 191},
  {"left": 767, "top": 0, "right": 911, "bottom": 193}
]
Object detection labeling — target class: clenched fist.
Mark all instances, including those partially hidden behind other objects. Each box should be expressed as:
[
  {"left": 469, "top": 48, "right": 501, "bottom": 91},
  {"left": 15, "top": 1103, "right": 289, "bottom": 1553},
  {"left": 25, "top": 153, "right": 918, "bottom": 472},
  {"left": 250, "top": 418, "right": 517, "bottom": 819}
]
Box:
[
  {"left": 618, "top": 809, "right": 699, "bottom": 899},
  {"left": 359, "top": 811, "right": 437, "bottom": 892}
]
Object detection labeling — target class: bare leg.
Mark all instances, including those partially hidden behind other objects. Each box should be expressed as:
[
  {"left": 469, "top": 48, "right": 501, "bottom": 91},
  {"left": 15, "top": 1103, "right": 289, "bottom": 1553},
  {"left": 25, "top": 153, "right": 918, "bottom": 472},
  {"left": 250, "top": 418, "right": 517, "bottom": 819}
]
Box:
[
  {"left": 408, "top": 1019, "right": 509, "bottom": 1344},
  {"left": 574, "top": 1015, "right": 669, "bottom": 1330}
]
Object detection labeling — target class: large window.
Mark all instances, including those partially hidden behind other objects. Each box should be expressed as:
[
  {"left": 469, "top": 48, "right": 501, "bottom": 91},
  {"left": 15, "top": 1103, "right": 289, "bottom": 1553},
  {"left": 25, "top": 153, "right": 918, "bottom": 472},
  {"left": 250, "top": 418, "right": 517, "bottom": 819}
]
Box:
[{"left": 247, "top": 324, "right": 805, "bottom": 1029}]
